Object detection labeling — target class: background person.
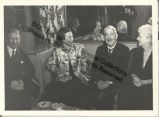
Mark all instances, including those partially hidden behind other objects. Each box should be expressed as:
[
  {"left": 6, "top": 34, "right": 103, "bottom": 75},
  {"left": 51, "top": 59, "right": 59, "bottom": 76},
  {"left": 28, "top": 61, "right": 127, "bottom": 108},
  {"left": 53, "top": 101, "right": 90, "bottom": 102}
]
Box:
[
  {"left": 71, "top": 18, "right": 81, "bottom": 39},
  {"left": 83, "top": 21, "right": 104, "bottom": 41},
  {"left": 116, "top": 20, "right": 135, "bottom": 41}
]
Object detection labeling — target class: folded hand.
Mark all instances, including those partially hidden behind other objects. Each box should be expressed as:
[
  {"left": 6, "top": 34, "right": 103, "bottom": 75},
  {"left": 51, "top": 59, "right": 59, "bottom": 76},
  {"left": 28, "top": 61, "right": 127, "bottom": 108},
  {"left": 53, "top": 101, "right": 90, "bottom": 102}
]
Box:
[
  {"left": 131, "top": 74, "right": 142, "bottom": 87},
  {"left": 10, "top": 79, "right": 24, "bottom": 90}
]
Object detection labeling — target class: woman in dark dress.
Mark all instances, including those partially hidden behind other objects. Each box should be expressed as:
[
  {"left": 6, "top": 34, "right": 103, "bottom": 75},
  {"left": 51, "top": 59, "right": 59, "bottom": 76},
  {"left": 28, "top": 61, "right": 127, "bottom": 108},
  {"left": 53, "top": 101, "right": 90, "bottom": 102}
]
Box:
[{"left": 125, "top": 24, "right": 153, "bottom": 110}]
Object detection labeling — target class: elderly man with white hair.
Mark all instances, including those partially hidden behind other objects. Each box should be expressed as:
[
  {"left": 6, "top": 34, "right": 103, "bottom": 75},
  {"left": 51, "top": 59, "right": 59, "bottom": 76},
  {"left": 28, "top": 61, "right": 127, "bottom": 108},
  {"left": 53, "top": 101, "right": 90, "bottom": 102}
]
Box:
[
  {"left": 124, "top": 24, "right": 152, "bottom": 110},
  {"left": 89, "top": 25, "right": 129, "bottom": 110}
]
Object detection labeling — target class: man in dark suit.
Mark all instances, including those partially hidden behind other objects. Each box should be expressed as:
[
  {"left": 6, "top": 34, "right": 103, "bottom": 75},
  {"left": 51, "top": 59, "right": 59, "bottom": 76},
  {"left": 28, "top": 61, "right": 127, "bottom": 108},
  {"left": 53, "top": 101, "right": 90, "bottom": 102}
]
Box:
[
  {"left": 4, "top": 28, "right": 38, "bottom": 110},
  {"left": 89, "top": 25, "right": 129, "bottom": 110}
]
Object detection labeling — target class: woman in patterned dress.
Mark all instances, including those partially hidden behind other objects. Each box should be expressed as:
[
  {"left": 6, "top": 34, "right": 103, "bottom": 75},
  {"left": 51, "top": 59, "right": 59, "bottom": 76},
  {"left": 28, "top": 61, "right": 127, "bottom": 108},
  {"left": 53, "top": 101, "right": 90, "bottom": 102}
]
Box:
[{"left": 39, "top": 27, "right": 95, "bottom": 109}]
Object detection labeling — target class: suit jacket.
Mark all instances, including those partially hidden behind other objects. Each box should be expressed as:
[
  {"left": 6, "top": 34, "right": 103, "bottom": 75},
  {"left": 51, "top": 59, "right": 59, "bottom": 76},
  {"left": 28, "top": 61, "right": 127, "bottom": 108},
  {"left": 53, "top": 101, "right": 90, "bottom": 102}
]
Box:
[
  {"left": 5, "top": 45, "right": 35, "bottom": 110},
  {"left": 90, "top": 42, "right": 129, "bottom": 91}
]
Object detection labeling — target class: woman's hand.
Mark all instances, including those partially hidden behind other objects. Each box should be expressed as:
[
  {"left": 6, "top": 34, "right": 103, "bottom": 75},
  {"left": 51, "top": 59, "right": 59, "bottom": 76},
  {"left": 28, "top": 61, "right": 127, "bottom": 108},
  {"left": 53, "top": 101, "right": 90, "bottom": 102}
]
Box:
[
  {"left": 131, "top": 74, "right": 152, "bottom": 87},
  {"left": 131, "top": 74, "right": 142, "bottom": 87},
  {"left": 133, "top": 78, "right": 142, "bottom": 87}
]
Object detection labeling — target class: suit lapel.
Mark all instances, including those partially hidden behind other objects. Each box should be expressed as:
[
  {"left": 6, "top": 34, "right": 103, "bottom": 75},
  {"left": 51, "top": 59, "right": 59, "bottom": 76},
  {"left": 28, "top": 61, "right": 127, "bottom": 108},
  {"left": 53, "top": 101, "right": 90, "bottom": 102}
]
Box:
[
  {"left": 14, "top": 48, "right": 23, "bottom": 62},
  {"left": 4, "top": 45, "right": 11, "bottom": 62}
]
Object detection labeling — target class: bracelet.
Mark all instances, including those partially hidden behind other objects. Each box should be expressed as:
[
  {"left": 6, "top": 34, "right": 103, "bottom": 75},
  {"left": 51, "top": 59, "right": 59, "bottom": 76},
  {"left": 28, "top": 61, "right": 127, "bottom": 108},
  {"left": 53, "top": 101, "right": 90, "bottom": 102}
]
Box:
[{"left": 142, "top": 80, "right": 148, "bottom": 85}]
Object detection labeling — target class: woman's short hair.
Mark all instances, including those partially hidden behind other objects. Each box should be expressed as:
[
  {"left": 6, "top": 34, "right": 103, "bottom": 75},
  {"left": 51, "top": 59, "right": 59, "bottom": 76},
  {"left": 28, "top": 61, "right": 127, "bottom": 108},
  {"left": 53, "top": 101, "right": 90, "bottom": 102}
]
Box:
[
  {"left": 116, "top": 20, "right": 128, "bottom": 33},
  {"left": 55, "top": 27, "right": 71, "bottom": 46},
  {"left": 138, "top": 24, "right": 152, "bottom": 39}
]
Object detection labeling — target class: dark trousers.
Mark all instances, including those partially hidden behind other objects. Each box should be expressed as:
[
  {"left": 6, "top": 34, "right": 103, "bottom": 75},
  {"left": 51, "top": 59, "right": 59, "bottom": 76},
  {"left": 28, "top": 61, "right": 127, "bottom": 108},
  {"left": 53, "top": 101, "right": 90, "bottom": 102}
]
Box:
[
  {"left": 5, "top": 90, "right": 32, "bottom": 110},
  {"left": 39, "top": 78, "right": 95, "bottom": 109},
  {"left": 94, "top": 87, "right": 116, "bottom": 110},
  {"left": 118, "top": 84, "right": 153, "bottom": 110}
]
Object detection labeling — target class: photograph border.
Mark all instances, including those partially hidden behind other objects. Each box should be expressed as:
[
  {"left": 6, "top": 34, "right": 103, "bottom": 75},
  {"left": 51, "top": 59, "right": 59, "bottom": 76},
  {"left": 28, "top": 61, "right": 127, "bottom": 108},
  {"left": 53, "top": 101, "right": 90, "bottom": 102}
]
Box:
[{"left": 0, "top": 0, "right": 158, "bottom": 116}]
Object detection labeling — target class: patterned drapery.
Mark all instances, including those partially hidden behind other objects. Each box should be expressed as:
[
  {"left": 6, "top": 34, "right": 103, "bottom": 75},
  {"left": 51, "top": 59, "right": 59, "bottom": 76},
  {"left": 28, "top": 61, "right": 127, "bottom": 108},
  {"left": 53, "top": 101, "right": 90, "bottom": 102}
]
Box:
[{"left": 39, "top": 6, "right": 65, "bottom": 44}]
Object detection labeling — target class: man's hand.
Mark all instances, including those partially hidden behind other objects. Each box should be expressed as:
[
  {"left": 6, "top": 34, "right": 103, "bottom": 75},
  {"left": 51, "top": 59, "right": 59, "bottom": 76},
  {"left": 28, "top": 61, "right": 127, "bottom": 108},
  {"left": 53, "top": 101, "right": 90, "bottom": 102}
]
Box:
[
  {"left": 10, "top": 79, "right": 24, "bottom": 90},
  {"left": 97, "top": 80, "right": 113, "bottom": 90}
]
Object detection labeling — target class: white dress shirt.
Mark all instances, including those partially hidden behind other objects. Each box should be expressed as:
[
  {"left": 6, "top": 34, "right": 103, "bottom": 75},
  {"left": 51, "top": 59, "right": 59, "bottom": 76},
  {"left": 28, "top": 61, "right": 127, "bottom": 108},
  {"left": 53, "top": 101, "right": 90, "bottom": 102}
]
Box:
[
  {"left": 7, "top": 45, "right": 16, "bottom": 58},
  {"left": 107, "top": 42, "right": 117, "bottom": 54}
]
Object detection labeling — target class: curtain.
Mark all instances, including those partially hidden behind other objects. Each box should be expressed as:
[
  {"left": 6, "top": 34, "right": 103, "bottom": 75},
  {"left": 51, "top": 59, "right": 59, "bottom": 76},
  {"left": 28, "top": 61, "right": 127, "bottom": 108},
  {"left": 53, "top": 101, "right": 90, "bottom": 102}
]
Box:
[{"left": 39, "top": 6, "right": 66, "bottom": 44}]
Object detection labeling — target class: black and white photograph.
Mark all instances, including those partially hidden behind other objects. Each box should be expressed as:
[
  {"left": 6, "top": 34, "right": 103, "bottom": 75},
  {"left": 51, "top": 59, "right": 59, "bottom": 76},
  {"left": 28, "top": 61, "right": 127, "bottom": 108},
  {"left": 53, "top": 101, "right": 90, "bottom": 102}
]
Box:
[{"left": 1, "top": 0, "right": 159, "bottom": 116}]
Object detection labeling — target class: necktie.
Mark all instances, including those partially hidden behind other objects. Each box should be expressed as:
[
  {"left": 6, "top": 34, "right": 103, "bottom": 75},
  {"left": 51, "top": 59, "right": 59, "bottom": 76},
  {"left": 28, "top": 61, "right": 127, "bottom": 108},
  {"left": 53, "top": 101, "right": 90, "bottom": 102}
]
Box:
[
  {"left": 108, "top": 48, "right": 113, "bottom": 55},
  {"left": 11, "top": 50, "right": 15, "bottom": 58}
]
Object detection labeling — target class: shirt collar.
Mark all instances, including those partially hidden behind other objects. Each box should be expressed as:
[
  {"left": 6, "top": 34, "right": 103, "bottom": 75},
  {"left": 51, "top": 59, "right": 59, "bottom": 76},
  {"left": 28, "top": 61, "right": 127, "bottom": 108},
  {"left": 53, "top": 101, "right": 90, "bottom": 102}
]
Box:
[
  {"left": 107, "top": 42, "right": 117, "bottom": 50},
  {"left": 7, "top": 45, "right": 16, "bottom": 57}
]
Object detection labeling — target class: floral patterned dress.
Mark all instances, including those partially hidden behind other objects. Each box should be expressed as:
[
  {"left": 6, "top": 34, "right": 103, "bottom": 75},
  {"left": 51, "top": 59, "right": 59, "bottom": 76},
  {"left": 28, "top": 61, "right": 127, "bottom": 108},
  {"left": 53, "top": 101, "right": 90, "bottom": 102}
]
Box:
[
  {"left": 40, "top": 43, "right": 95, "bottom": 108},
  {"left": 47, "top": 43, "right": 91, "bottom": 83}
]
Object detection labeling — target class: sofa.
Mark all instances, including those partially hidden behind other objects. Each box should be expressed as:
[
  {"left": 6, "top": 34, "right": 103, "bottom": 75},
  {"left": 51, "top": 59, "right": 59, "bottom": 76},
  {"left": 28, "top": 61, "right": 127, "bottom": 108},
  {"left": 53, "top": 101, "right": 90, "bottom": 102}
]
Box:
[{"left": 38, "top": 40, "right": 137, "bottom": 89}]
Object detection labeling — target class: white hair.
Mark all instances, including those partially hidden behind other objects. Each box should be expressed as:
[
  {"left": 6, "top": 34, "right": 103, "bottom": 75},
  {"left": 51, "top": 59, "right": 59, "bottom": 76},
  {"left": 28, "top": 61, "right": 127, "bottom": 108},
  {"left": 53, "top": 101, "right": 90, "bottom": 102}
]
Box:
[
  {"left": 103, "top": 25, "right": 117, "bottom": 35},
  {"left": 116, "top": 20, "right": 128, "bottom": 33},
  {"left": 148, "top": 17, "right": 152, "bottom": 25},
  {"left": 138, "top": 24, "right": 152, "bottom": 38}
]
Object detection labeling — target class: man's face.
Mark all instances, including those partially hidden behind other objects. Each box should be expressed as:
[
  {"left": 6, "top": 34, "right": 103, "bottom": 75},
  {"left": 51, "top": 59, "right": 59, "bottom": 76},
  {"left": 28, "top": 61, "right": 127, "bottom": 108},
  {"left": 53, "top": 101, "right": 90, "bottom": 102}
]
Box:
[
  {"left": 64, "top": 31, "right": 74, "bottom": 45},
  {"left": 104, "top": 28, "right": 118, "bottom": 47},
  {"left": 7, "top": 31, "right": 20, "bottom": 49},
  {"left": 137, "top": 32, "right": 151, "bottom": 47}
]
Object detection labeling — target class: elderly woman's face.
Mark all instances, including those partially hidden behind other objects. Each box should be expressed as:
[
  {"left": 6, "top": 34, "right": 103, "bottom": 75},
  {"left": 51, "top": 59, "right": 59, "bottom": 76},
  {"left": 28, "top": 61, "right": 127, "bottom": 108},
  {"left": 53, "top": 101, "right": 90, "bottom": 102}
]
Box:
[
  {"left": 64, "top": 31, "right": 74, "bottom": 44},
  {"left": 137, "top": 32, "right": 151, "bottom": 47}
]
